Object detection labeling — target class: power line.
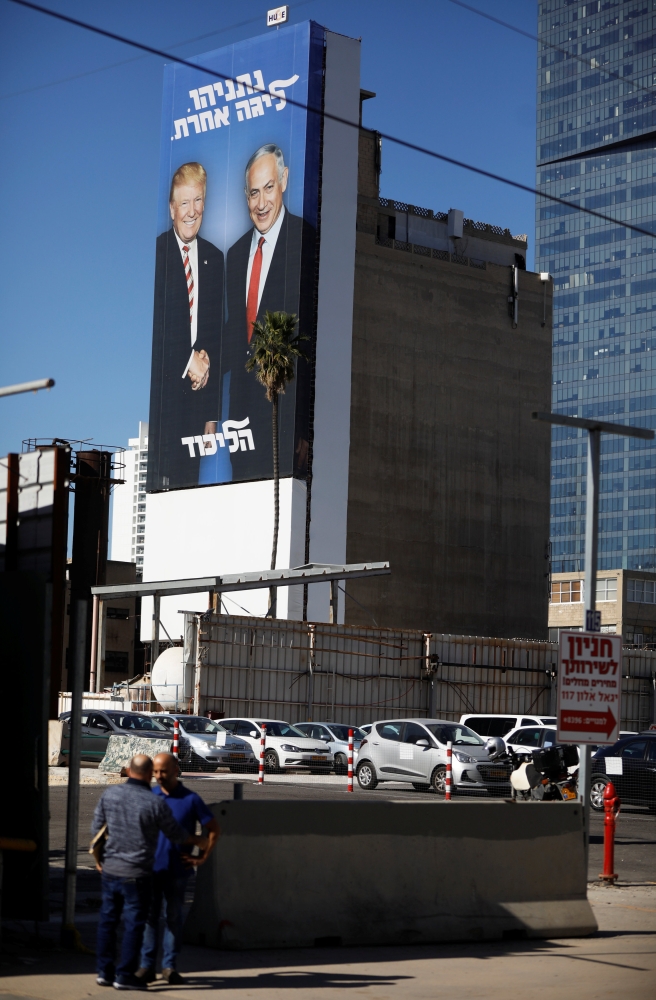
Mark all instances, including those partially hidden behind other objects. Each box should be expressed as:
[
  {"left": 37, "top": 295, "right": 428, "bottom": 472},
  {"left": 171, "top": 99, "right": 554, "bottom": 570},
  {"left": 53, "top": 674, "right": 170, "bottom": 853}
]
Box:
[
  {"left": 7, "top": 0, "right": 656, "bottom": 242},
  {"left": 444, "top": 0, "right": 656, "bottom": 100}
]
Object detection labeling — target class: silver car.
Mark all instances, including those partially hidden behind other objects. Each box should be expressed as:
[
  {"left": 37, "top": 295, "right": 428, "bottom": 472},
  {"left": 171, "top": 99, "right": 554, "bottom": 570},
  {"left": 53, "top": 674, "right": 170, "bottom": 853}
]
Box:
[
  {"left": 294, "top": 722, "right": 365, "bottom": 773},
  {"left": 356, "top": 718, "right": 512, "bottom": 794},
  {"left": 152, "top": 714, "right": 257, "bottom": 772}
]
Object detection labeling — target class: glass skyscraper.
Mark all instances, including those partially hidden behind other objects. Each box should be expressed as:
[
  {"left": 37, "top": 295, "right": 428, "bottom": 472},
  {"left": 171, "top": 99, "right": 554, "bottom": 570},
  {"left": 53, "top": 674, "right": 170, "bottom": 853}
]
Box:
[{"left": 537, "top": 0, "right": 656, "bottom": 576}]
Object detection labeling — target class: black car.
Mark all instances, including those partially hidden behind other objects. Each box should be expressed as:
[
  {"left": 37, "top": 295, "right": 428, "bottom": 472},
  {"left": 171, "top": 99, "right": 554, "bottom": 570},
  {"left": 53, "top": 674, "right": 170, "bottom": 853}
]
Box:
[
  {"left": 590, "top": 733, "right": 656, "bottom": 811},
  {"left": 59, "top": 709, "right": 179, "bottom": 763}
]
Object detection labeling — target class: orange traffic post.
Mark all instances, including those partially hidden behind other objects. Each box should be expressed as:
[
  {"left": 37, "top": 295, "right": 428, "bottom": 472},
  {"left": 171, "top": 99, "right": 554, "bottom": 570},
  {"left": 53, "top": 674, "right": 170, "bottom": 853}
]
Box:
[{"left": 600, "top": 780, "right": 620, "bottom": 883}]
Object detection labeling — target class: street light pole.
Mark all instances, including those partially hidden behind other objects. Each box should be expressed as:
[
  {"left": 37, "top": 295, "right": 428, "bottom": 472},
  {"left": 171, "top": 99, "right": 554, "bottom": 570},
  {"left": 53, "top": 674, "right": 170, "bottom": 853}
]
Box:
[{"left": 533, "top": 411, "right": 654, "bottom": 870}]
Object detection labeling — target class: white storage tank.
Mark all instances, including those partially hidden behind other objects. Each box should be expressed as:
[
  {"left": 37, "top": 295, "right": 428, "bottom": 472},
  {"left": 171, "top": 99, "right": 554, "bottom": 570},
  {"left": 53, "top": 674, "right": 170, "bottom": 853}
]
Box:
[{"left": 151, "top": 646, "right": 193, "bottom": 711}]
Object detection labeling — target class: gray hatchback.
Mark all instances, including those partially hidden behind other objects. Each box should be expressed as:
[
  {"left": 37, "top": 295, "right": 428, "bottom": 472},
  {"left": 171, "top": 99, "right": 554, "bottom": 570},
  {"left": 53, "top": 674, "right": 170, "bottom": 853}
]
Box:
[{"left": 355, "top": 718, "right": 511, "bottom": 794}]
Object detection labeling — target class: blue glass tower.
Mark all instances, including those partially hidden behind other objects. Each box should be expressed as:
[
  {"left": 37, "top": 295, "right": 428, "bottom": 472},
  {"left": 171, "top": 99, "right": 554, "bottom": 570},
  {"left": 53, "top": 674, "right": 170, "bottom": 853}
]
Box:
[{"left": 537, "top": 0, "right": 656, "bottom": 575}]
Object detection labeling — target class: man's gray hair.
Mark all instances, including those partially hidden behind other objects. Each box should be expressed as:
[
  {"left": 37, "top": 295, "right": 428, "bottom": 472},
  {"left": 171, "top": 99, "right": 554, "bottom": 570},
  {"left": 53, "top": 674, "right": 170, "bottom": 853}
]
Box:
[{"left": 244, "top": 144, "right": 286, "bottom": 190}]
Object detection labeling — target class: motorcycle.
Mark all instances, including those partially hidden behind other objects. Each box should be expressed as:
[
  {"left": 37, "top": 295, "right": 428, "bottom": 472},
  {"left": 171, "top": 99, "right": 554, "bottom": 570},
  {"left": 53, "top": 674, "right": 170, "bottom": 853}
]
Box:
[{"left": 510, "top": 744, "right": 579, "bottom": 801}]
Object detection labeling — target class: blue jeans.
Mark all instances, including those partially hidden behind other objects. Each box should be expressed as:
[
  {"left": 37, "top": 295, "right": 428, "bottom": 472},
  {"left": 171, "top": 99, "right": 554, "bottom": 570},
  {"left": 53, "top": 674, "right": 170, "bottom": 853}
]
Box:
[
  {"left": 139, "top": 871, "right": 188, "bottom": 971},
  {"left": 97, "top": 873, "right": 152, "bottom": 984}
]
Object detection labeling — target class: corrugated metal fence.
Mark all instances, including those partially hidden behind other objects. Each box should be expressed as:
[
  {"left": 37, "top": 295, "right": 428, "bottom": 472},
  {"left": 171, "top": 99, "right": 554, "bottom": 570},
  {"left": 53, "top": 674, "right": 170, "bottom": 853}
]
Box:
[{"left": 191, "top": 614, "right": 656, "bottom": 731}]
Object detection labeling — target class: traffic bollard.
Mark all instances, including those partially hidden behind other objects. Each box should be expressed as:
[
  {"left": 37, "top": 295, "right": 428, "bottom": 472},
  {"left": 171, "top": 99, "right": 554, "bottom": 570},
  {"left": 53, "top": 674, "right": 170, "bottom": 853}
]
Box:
[
  {"left": 600, "top": 780, "right": 620, "bottom": 883},
  {"left": 172, "top": 718, "right": 179, "bottom": 759},
  {"left": 347, "top": 728, "right": 354, "bottom": 792},
  {"left": 258, "top": 725, "right": 266, "bottom": 784},
  {"left": 445, "top": 741, "right": 452, "bottom": 800}
]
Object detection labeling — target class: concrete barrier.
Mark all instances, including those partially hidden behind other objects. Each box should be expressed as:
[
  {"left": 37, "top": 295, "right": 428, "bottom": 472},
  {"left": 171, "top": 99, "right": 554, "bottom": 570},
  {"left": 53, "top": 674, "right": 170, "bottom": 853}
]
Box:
[
  {"left": 184, "top": 800, "right": 596, "bottom": 949},
  {"left": 48, "top": 720, "right": 66, "bottom": 766},
  {"left": 98, "top": 735, "right": 173, "bottom": 772}
]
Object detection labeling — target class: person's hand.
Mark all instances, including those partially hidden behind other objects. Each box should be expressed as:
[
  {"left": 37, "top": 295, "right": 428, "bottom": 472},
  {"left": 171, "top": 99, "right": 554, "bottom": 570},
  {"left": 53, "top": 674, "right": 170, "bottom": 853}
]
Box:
[
  {"left": 188, "top": 350, "right": 209, "bottom": 390},
  {"left": 204, "top": 421, "right": 217, "bottom": 436},
  {"left": 95, "top": 863, "right": 103, "bottom": 873}
]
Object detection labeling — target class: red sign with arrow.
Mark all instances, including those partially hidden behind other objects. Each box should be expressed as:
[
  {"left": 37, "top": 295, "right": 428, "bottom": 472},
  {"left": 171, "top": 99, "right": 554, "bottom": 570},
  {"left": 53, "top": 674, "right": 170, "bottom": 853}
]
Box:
[{"left": 557, "top": 631, "right": 622, "bottom": 745}]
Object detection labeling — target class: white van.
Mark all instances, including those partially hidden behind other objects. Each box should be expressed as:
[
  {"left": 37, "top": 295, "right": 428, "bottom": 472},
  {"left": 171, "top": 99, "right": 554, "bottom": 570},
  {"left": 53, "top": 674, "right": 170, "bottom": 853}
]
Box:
[{"left": 458, "top": 713, "right": 556, "bottom": 738}]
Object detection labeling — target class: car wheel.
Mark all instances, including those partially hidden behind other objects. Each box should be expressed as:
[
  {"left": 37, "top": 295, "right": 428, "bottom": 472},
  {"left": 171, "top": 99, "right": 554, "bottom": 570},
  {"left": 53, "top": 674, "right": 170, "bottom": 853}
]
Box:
[
  {"left": 356, "top": 761, "right": 378, "bottom": 790},
  {"left": 431, "top": 765, "right": 447, "bottom": 795},
  {"left": 590, "top": 775, "right": 609, "bottom": 811},
  {"left": 334, "top": 753, "right": 348, "bottom": 774},
  {"left": 412, "top": 782, "right": 431, "bottom": 792},
  {"left": 264, "top": 749, "right": 279, "bottom": 773}
]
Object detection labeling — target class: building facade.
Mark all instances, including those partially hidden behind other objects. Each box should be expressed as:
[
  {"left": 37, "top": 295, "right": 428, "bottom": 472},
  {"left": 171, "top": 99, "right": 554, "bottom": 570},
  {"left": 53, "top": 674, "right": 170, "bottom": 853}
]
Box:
[
  {"left": 537, "top": 1, "right": 656, "bottom": 581},
  {"left": 110, "top": 422, "right": 148, "bottom": 571},
  {"left": 549, "top": 567, "right": 656, "bottom": 645}
]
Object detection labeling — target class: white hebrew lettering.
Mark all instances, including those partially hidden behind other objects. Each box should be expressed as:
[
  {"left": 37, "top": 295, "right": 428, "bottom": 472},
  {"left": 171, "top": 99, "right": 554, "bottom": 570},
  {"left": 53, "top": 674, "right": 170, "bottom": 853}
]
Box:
[
  {"left": 224, "top": 79, "right": 237, "bottom": 101},
  {"left": 198, "top": 84, "right": 216, "bottom": 106},
  {"left": 181, "top": 436, "right": 196, "bottom": 457},
  {"left": 213, "top": 82, "right": 224, "bottom": 98},
  {"left": 269, "top": 74, "right": 299, "bottom": 111},
  {"left": 199, "top": 111, "right": 214, "bottom": 132},
  {"left": 262, "top": 93, "right": 272, "bottom": 108},
  {"left": 173, "top": 118, "right": 189, "bottom": 139},
  {"left": 222, "top": 418, "right": 252, "bottom": 454},
  {"left": 201, "top": 433, "right": 217, "bottom": 455},
  {"left": 235, "top": 100, "right": 252, "bottom": 122},
  {"left": 253, "top": 69, "right": 265, "bottom": 92},
  {"left": 249, "top": 96, "right": 264, "bottom": 118},
  {"left": 238, "top": 428, "right": 255, "bottom": 451},
  {"left": 236, "top": 73, "right": 253, "bottom": 95},
  {"left": 189, "top": 89, "right": 202, "bottom": 110},
  {"left": 214, "top": 106, "right": 229, "bottom": 127},
  {"left": 215, "top": 432, "right": 225, "bottom": 448},
  {"left": 187, "top": 115, "right": 201, "bottom": 134}
]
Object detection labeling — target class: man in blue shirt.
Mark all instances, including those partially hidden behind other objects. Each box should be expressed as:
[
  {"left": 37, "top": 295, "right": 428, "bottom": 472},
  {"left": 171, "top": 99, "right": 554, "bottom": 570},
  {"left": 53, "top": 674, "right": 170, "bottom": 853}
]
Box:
[{"left": 136, "top": 753, "right": 219, "bottom": 985}]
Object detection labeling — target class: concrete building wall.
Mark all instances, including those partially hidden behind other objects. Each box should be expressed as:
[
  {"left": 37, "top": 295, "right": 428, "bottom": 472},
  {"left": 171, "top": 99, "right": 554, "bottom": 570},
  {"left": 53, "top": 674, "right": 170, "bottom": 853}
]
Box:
[
  {"left": 343, "top": 225, "right": 552, "bottom": 637},
  {"left": 548, "top": 568, "right": 656, "bottom": 646}
]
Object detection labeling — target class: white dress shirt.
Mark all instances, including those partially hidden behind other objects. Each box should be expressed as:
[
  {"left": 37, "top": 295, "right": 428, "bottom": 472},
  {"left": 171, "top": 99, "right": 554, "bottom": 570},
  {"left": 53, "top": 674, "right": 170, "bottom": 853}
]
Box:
[
  {"left": 245, "top": 205, "right": 285, "bottom": 310},
  {"left": 174, "top": 230, "right": 199, "bottom": 378}
]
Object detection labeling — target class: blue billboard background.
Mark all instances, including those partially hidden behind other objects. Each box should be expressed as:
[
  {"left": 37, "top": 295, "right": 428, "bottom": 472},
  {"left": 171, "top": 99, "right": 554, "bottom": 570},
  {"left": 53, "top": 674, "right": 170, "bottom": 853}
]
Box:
[{"left": 147, "top": 21, "right": 324, "bottom": 492}]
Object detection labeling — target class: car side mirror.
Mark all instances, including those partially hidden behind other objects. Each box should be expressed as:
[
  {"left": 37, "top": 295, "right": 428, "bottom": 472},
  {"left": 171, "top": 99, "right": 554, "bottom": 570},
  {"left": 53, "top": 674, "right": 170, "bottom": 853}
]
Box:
[
  {"left": 250, "top": 731, "right": 259, "bottom": 738},
  {"left": 416, "top": 739, "right": 429, "bottom": 747}
]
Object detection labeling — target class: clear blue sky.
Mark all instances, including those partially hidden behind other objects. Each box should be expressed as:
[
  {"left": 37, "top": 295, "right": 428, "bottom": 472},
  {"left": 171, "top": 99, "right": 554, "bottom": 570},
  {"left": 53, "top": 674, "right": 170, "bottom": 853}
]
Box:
[{"left": 0, "top": 0, "right": 537, "bottom": 457}]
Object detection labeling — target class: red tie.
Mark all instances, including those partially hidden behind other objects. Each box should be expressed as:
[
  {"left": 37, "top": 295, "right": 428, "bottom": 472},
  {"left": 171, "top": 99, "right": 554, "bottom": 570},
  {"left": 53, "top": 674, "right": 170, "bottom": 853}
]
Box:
[
  {"left": 246, "top": 237, "right": 265, "bottom": 343},
  {"left": 182, "top": 245, "right": 194, "bottom": 327}
]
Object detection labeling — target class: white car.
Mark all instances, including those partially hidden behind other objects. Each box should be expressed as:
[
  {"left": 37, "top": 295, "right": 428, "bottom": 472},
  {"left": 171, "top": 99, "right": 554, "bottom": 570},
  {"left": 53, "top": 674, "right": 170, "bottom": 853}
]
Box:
[
  {"left": 459, "top": 713, "right": 557, "bottom": 738},
  {"left": 294, "top": 722, "right": 365, "bottom": 773},
  {"left": 151, "top": 714, "right": 257, "bottom": 772},
  {"left": 219, "top": 717, "right": 334, "bottom": 773}
]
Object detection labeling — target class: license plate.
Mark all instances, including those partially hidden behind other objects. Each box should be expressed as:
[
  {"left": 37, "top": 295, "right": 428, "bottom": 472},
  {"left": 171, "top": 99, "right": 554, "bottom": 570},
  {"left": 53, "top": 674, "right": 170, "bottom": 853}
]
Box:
[
  {"left": 311, "top": 755, "right": 325, "bottom": 761},
  {"left": 228, "top": 753, "right": 245, "bottom": 759},
  {"left": 487, "top": 769, "right": 507, "bottom": 778}
]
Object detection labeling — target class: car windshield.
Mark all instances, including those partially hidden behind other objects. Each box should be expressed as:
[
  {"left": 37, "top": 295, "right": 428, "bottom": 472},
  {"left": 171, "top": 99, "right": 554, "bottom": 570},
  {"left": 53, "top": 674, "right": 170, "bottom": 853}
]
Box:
[
  {"left": 540, "top": 717, "right": 557, "bottom": 725},
  {"left": 107, "top": 713, "right": 167, "bottom": 732},
  {"left": 179, "top": 718, "right": 224, "bottom": 734},
  {"left": 425, "top": 724, "right": 484, "bottom": 746},
  {"left": 327, "top": 725, "right": 365, "bottom": 741},
  {"left": 256, "top": 721, "right": 308, "bottom": 739}
]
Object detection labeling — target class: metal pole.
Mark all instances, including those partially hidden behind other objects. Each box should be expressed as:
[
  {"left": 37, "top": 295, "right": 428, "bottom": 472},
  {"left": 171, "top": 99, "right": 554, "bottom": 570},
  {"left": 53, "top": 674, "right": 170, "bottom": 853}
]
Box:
[
  {"left": 151, "top": 594, "right": 160, "bottom": 674},
  {"left": 307, "top": 625, "right": 315, "bottom": 721},
  {"left": 329, "top": 580, "right": 338, "bottom": 624},
  {"left": 61, "top": 598, "right": 87, "bottom": 946},
  {"left": 89, "top": 594, "right": 99, "bottom": 693},
  {"left": 580, "top": 426, "right": 600, "bottom": 876}
]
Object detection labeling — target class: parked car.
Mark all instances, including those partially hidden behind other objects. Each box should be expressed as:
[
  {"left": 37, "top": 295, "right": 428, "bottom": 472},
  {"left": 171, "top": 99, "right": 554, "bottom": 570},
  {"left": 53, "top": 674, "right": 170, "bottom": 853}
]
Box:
[
  {"left": 359, "top": 724, "right": 373, "bottom": 737},
  {"left": 504, "top": 725, "right": 580, "bottom": 775},
  {"left": 459, "top": 713, "right": 556, "bottom": 738},
  {"left": 59, "top": 710, "right": 175, "bottom": 763},
  {"left": 355, "top": 718, "right": 511, "bottom": 794},
  {"left": 151, "top": 714, "right": 257, "bottom": 772},
  {"left": 590, "top": 733, "right": 656, "bottom": 811},
  {"left": 219, "top": 718, "right": 333, "bottom": 772},
  {"left": 294, "top": 722, "right": 365, "bottom": 773}
]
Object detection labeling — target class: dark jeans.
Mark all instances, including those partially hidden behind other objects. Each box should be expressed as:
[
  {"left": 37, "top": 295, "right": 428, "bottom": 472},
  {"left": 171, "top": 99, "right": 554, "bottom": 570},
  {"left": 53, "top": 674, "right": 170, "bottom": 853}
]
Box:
[
  {"left": 140, "top": 870, "right": 188, "bottom": 971},
  {"left": 97, "top": 873, "right": 152, "bottom": 984}
]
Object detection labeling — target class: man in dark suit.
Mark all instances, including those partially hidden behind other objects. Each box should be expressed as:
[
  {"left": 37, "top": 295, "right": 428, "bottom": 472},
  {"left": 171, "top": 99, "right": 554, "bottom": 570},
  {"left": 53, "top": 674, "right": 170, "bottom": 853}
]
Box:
[
  {"left": 221, "top": 144, "right": 316, "bottom": 482},
  {"left": 148, "top": 162, "right": 224, "bottom": 491}
]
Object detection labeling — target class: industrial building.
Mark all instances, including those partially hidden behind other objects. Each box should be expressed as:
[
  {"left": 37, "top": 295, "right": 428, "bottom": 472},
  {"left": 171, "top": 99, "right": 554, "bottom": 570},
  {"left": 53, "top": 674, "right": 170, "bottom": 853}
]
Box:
[
  {"left": 549, "top": 566, "right": 656, "bottom": 647},
  {"left": 537, "top": 1, "right": 656, "bottom": 585},
  {"left": 110, "top": 421, "right": 148, "bottom": 571}
]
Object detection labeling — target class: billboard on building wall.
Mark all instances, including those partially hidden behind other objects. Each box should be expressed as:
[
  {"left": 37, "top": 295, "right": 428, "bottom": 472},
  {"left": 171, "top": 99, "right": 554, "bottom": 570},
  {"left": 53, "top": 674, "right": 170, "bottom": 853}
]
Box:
[{"left": 147, "top": 22, "right": 324, "bottom": 492}]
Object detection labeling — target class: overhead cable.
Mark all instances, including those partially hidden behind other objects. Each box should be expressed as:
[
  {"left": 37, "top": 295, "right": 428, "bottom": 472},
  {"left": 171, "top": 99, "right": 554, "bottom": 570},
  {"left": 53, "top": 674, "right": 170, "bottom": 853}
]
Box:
[{"left": 7, "top": 0, "right": 656, "bottom": 241}]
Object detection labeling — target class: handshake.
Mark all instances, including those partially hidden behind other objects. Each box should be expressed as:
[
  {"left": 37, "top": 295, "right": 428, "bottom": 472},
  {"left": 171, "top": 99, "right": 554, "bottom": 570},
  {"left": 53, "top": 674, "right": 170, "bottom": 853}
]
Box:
[{"left": 187, "top": 349, "right": 210, "bottom": 390}]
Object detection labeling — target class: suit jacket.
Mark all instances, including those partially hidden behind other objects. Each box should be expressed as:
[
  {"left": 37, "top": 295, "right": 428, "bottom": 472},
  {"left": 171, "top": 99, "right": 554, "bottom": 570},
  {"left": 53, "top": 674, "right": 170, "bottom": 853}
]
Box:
[
  {"left": 223, "top": 210, "right": 316, "bottom": 482},
  {"left": 148, "top": 230, "right": 224, "bottom": 490}
]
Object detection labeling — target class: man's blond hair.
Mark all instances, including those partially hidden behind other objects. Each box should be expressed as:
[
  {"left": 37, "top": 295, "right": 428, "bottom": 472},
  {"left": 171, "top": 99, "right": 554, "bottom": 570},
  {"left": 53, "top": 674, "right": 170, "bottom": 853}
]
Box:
[{"left": 169, "top": 162, "right": 207, "bottom": 204}]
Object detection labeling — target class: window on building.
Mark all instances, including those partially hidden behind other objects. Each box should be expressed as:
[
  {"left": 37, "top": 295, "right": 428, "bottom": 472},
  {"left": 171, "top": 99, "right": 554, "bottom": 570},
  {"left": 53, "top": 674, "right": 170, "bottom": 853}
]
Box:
[
  {"left": 627, "top": 578, "right": 656, "bottom": 604},
  {"left": 106, "top": 607, "right": 130, "bottom": 621},
  {"left": 105, "top": 651, "right": 129, "bottom": 672},
  {"left": 596, "top": 578, "right": 617, "bottom": 601},
  {"left": 550, "top": 580, "right": 583, "bottom": 603}
]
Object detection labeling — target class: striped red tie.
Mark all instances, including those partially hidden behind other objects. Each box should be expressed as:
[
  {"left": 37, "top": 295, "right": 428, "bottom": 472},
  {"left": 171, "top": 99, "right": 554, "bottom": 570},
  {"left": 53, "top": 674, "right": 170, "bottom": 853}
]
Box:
[{"left": 182, "top": 245, "right": 194, "bottom": 326}]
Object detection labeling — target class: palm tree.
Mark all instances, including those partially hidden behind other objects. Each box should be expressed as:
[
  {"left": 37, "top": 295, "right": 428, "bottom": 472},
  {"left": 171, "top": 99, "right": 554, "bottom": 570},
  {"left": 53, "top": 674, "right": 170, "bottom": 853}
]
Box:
[{"left": 246, "top": 310, "right": 309, "bottom": 617}]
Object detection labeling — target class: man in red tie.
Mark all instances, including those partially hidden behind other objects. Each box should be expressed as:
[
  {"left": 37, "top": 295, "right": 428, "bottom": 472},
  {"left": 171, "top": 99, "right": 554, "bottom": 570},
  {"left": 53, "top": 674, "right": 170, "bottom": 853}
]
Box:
[
  {"left": 222, "top": 144, "right": 316, "bottom": 483},
  {"left": 148, "top": 163, "right": 224, "bottom": 490}
]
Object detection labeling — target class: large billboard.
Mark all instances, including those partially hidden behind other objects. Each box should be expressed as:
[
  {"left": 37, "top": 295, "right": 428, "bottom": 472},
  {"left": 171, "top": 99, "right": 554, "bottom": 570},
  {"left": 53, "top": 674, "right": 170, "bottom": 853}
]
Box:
[{"left": 147, "top": 21, "right": 324, "bottom": 492}]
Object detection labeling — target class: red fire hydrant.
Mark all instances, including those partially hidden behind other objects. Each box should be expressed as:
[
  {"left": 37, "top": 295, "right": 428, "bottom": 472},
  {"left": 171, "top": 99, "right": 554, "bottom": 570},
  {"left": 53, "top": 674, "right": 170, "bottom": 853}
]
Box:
[{"left": 599, "top": 780, "right": 621, "bottom": 883}]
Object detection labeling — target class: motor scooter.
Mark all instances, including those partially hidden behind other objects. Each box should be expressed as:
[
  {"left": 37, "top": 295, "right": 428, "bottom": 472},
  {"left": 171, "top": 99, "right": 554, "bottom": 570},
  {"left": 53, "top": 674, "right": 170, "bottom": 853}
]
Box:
[{"left": 510, "top": 744, "right": 578, "bottom": 801}]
